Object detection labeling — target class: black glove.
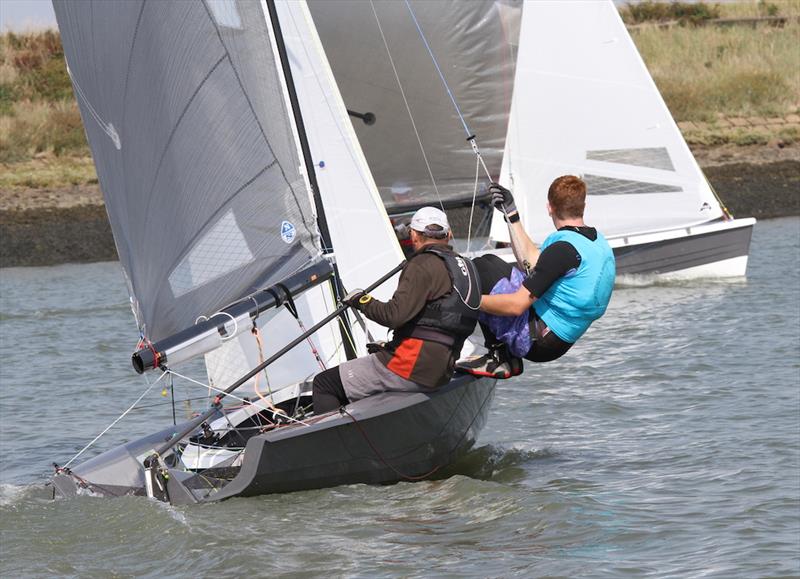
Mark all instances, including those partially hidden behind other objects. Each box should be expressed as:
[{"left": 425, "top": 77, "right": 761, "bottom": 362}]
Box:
[
  {"left": 343, "top": 289, "right": 368, "bottom": 310},
  {"left": 366, "top": 341, "right": 387, "bottom": 354},
  {"left": 489, "top": 182, "right": 517, "bottom": 217}
]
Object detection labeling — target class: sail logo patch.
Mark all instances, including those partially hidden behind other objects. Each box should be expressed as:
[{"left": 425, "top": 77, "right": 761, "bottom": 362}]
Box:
[{"left": 280, "top": 220, "right": 296, "bottom": 244}]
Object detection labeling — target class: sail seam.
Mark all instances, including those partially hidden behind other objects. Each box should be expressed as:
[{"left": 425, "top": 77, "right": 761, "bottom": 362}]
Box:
[
  {"left": 200, "top": 0, "right": 315, "bottom": 241},
  {"left": 157, "top": 160, "right": 279, "bottom": 300},
  {"left": 117, "top": 0, "right": 147, "bottom": 319},
  {"left": 140, "top": 54, "right": 227, "bottom": 232},
  {"left": 121, "top": 0, "right": 147, "bottom": 133}
]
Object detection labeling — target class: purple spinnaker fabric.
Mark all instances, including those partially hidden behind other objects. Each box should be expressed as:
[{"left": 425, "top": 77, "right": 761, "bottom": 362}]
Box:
[{"left": 478, "top": 267, "right": 532, "bottom": 357}]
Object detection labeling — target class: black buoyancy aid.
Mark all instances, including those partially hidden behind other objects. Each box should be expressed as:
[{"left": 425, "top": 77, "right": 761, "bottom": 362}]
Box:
[{"left": 397, "top": 245, "right": 482, "bottom": 350}]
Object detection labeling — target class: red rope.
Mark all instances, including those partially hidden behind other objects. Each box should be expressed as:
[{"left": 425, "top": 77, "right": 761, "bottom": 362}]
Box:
[{"left": 340, "top": 408, "right": 441, "bottom": 482}]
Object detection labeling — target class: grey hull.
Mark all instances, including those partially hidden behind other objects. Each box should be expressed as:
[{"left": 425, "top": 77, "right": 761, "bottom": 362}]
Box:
[
  {"left": 53, "top": 374, "right": 496, "bottom": 503},
  {"left": 613, "top": 220, "right": 754, "bottom": 276},
  {"left": 210, "top": 374, "right": 496, "bottom": 501}
]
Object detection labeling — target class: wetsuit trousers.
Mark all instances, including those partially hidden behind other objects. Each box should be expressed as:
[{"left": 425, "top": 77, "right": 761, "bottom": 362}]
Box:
[
  {"left": 472, "top": 254, "right": 573, "bottom": 363},
  {"left": 312, "top": 366, "right": 349, "bottom": 414}
]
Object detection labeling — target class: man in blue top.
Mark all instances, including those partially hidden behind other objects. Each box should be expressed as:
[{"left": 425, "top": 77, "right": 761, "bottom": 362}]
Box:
[{"left": 458, "top": 175, "right": 615, "bottom": 378}]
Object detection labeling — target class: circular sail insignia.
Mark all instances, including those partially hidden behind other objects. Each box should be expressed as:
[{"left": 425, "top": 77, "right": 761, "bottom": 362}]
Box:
[{"left": 281, "top": 220, "right": 297, "bottom": 244}]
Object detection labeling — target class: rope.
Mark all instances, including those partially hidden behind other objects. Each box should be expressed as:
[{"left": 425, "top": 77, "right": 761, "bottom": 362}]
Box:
[
  {"left": 402, "top": 0, "right": 492, "bottom": 179},
  {"left": 123, "top": 395, "right": 210, "bottom": 411},
  {"left": 165, "top": 369, "right": 311, "bottom": 427},
  {"left": 466, "top": 153, "right": 480, "bottom": 253},
  {"left": 369, "top": 0, "right": 444, "bottom": 210},
  {"left": 403, "top": 0, "right": 470, "bottom": 137},
  {"left": 62, "top": 372, "right": 167, "bottom": 468},
  {"left": 703, "top": 172, "right": 733, "bottom": 220},
  {"left": 286, "top": 308, "right": 327, "bottom": 371},
  {"left": 340, "top": 408, "right": 441, "bottom": 481},
  {"left": 251, "top": 325, "right": 278, "bottom": 408},
  {"left": 250, "top": 325, "right": 300, "bottom": 430},
  {"left": 336, "top": 310, "right": 360, "bottom": 359},
  {"left": 403, "top": 0, "right": 520, "bottom": 261}
]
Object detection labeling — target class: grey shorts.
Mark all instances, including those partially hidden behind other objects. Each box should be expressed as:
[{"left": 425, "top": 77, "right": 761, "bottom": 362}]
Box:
[{"left": 339, "top": 354, "right": 425, "bottom": 403}]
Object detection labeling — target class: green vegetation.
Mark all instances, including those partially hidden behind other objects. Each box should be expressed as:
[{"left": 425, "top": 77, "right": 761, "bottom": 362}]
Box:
[
  {"left": 0, "top": 30, "right": 88, "bottom": 165},
  {"left": 0, "top": 156, "right": 97, "bottom": 190},
  {"left": 620, "top": 0, "right": 793, "bottom": 24},
  {"left": 629, "top": 1, "right": 800, "bottom": 124},
  {"left": 622, "top": 1, "right": 722, "bottom": 26},
  {"left": 1, "top": 7, "right": 798, "bottom": 190}
]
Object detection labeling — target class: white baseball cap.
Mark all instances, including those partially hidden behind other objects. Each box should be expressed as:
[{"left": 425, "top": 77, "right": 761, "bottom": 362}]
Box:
[{"left": 409, "top": 206, "right": 450, "bottom": 238}]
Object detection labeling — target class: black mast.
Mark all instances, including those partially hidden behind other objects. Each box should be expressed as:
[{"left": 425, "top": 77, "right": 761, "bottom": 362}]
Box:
[{"left": 265, "top": 0, "right": 357, "bottom": 360}]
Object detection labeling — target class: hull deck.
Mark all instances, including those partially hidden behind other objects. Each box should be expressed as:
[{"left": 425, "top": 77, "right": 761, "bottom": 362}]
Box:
[
  {"left": 477, "top": 217, "right": 755, "bottom": 280},
  {"left": 610, "top": 218, "right": 755, "bottom": 279},
  {"left": 53, "top": 374, "right": 496, "bottom": 504}
]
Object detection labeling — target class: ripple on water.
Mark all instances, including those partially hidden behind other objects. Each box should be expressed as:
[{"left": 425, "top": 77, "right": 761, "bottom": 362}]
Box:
[{"left": 0, "top": 219, "right": 798, "bottom": 577}]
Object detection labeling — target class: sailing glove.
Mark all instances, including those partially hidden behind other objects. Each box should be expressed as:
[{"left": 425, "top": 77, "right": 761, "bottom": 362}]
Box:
[
  {"left": 366, "top": 341, "right": 388, "bottom": 354},
  {"left": 343, "top": 289, "right": 370, "bottom": 310},
  {"left": 489, "top": 182, "right": 519, "bottom": 223}
]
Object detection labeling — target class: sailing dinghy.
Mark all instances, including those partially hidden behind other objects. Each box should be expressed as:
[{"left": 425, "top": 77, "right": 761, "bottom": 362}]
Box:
[
  {"left": 490, "top": 1, "right": 755, "bottom": 279},
  {"left": 51, "top": 0, "right": 495, "bottom": 505},
  {"left": 309, "top": 0, "right": 755, "bottom": 279}
]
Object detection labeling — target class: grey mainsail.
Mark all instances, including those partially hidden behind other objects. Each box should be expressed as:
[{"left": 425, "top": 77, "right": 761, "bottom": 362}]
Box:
[
  {"left": 308, "top": 0, "right": 522, "bottom": 211},
  {"left": 50, "top": 1, "right": 498, "bottom": 503},
  {"left": 54, "top": 0, "right": 321, "bottom": 342}
]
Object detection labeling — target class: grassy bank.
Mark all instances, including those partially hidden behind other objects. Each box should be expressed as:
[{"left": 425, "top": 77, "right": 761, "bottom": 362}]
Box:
[
  {"left": 627, "top": 2, "right": 800, "bottom": 126},
  {"left": 0, "top": 3, "right": 798, "bottom": 190},
  {"left": 0, "top": 31, "right": 85, "bottom": 163}
]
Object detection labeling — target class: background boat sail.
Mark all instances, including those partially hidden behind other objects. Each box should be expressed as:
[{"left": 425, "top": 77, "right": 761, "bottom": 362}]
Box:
[
  {"left": 308, "top": 0, "right": 755, "bottom": 278},
  {"left": 308, "top": 0, "right": 522, "bottom": 213},
  {"left": 491, "top": 1, "right": 755, "bottom": 278},
  {"left": 51, "top": 0, "right": 495, "bottom": 504}
]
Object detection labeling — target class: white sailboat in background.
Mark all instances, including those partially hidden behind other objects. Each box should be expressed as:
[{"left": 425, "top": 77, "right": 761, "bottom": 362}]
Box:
[
  {"left": 51, "top": 0, "right": 495, "bottom": 504},
  {"left": 309, "top": 0, "right": 755, "bottom": 279},
  {"left": 491, "top": 1, "right": 755, "bottom": 279}
]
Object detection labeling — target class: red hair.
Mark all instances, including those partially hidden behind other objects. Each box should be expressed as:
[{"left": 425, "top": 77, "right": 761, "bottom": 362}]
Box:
[{"left": 548, "top": 175, "right": 586, "bottom": 219}]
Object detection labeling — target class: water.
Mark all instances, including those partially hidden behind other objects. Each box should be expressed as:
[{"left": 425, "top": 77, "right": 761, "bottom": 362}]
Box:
[{"left": 1, "top": 218, "right": 798, "bottom": 578}]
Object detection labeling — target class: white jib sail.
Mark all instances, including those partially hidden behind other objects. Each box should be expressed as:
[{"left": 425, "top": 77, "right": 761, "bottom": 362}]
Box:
[
  {"left": 205, "top": 0, "right": 404, "bottom": 394},
  {"left": 491, "top": 0, "right": 725, "bottom": 245}
]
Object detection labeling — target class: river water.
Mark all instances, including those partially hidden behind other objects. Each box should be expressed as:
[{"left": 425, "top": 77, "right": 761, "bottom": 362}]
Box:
[{"left": 1, "top": 217, "right": 798, "bottom": 578}]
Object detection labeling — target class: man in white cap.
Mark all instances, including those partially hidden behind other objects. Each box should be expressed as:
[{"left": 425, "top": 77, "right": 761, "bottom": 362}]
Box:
[{"left": 312, "top": 206, "right": 482, "bottom": 414}]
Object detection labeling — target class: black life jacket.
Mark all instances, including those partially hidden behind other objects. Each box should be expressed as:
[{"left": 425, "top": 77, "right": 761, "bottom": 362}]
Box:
[{"left": 394, "top": 245, "right": 481, "bottom": 351}]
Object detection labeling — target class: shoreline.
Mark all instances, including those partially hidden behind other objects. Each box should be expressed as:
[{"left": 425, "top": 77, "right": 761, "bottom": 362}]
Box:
[{"left": 1, "top": 143, "right": 798, "bottom": 268}]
